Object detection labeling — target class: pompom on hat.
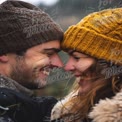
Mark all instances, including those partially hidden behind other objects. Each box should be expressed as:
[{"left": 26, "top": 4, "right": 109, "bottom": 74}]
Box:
[
  {"left": 0, "top": 0, "right": 63, "bottom": 55},
  {"left": 61, "top": 8, "right": 122, "bottom": 65}
]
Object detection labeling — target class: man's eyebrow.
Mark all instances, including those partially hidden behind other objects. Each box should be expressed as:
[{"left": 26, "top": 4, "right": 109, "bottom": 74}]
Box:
[{"left": 44, "top": 48, "right": 61, "bottom": 52}]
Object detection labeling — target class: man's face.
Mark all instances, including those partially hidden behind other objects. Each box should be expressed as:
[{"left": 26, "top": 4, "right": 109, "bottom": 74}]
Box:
[{"left": 8, "top": 40, "right": 63, "bottom": 89}]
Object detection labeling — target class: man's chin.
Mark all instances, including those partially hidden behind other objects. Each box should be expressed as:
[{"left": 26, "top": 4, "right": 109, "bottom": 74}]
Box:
[
  {"left": 17, "top": 77, "right": 48, "bottom": 89},
  {"left": 37, "top": 81, "right": 48, "bottom": 89},
  {"left": 33, "top": 77, "right": 48, "bottom": 89}
]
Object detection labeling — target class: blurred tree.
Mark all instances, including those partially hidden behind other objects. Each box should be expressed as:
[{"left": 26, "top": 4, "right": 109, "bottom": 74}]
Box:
[{"left": 39, "top": 0, "right": 122, "bottom": 31}]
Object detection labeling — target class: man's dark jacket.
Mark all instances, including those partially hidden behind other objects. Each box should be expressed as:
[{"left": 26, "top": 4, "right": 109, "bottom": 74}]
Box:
[{"left": 0, "top": 74, "right": 57, "bottom": 122}]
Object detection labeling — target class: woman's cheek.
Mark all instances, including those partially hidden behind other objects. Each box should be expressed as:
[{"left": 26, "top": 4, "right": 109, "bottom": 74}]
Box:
[{"left": 75, "top": 59, "right": 94, "bottom": 72}]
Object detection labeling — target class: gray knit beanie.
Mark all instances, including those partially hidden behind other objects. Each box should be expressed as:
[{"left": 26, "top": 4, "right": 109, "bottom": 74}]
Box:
[{"left": 0, "top": 0, "right": 63, "bottom": 55}]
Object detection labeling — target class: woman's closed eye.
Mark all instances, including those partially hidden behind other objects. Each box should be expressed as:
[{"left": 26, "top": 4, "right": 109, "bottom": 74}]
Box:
[{"left": 73, "top": 56, "right": 80, "bottom": 60}]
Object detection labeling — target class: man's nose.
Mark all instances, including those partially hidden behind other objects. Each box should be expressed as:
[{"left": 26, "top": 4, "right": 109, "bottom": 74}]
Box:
[
  {"left": 64, "top": 60, "right": 75, "bottom": 71},
  {"left": 51, "top": 55, "right": 64, "bottom": 68}
]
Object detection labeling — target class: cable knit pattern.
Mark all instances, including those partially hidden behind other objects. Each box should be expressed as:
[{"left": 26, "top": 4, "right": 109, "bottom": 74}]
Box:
[{"left": 0, "top": 1, "right": 63, "bottom": 55}]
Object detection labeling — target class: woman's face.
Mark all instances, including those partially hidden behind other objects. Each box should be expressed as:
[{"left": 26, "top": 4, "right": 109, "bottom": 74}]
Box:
[{"left": 65, "top": 50, "right": 96, "bottom": 94}]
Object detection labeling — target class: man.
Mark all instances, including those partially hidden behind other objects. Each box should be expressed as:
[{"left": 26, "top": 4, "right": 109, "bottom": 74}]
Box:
[{"left": 0, "top": 0, "right": 63, "bottom": 122}]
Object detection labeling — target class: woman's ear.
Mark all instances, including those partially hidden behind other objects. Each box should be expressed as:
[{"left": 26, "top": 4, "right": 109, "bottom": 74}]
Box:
[{"left": 0, "top": 55, "right": 9, "bottom": 63}]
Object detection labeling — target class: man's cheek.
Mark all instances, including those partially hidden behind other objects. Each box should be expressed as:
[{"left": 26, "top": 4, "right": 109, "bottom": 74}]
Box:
[{"left": 32, "top": 57, "right": 50, "bottom": 70}]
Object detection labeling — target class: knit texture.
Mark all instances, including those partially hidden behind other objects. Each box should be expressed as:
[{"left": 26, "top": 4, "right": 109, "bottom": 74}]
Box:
[
  {"left": 62, "top": 8, "right": 122, "bottom": 65},
  {"left": 0, "top": 0, "right": 63, "bottom": 55}
]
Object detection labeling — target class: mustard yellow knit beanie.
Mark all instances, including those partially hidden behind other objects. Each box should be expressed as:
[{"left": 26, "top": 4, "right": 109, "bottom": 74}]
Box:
[{"left": 62, "top": 8, "right": 122, "bottom": 65}]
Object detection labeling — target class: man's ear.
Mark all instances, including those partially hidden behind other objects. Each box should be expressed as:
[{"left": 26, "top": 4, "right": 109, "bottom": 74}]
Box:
[{"left": 0, "top": 55, "right": 9, "bottom": 63}]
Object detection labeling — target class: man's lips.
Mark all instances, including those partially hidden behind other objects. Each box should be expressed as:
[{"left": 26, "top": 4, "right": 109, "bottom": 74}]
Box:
[
  {"left": 40, "top": 65, "right": 58, "bottom": 76},
  {"left": 39, "top": 66, "right": 50, "bottom": 76},
  {"left": 75, "top": 75, "right": 81, "bottom": 77}
]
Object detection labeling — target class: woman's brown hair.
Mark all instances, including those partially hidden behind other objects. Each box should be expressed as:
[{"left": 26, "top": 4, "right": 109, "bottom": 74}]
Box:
[{"left": 59, "top": 60, "right": 122, "bottom": 122}]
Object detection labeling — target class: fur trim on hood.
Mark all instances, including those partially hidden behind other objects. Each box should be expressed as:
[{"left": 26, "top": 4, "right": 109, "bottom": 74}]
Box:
[
  {"left": 51, "top": 91, "right": 79, "bottom": 121},
  {"left": 89, "top": 90, "right": 122, "bottom": 122}
]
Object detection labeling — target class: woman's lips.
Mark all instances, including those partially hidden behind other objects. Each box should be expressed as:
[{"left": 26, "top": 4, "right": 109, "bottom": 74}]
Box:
[{"left": 75, "top": 74, "right": 81, "bottom": 77}]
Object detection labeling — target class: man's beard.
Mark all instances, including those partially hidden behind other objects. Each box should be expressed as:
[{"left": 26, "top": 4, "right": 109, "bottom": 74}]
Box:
[{"left": 9, "top": 57, "right": 47, "bottom": 89}]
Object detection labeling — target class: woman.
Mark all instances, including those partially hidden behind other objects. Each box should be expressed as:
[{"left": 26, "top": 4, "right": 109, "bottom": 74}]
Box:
[{"left": 51, "top": 8, "right": 122, "bottom": 122}]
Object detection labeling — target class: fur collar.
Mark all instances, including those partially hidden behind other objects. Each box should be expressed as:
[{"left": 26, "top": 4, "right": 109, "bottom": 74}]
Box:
[
  {"left": 0, "top": 74, "right": 33, "bottom": 96},
  {"left": 89, "top": 90, "right": 122, "bottom": 122},
  {"left": 51, "top": 91, "right": 78, "bottom": 121},
  {"left": 51, "top": 90, "right": 122, "bottom": 122}
]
